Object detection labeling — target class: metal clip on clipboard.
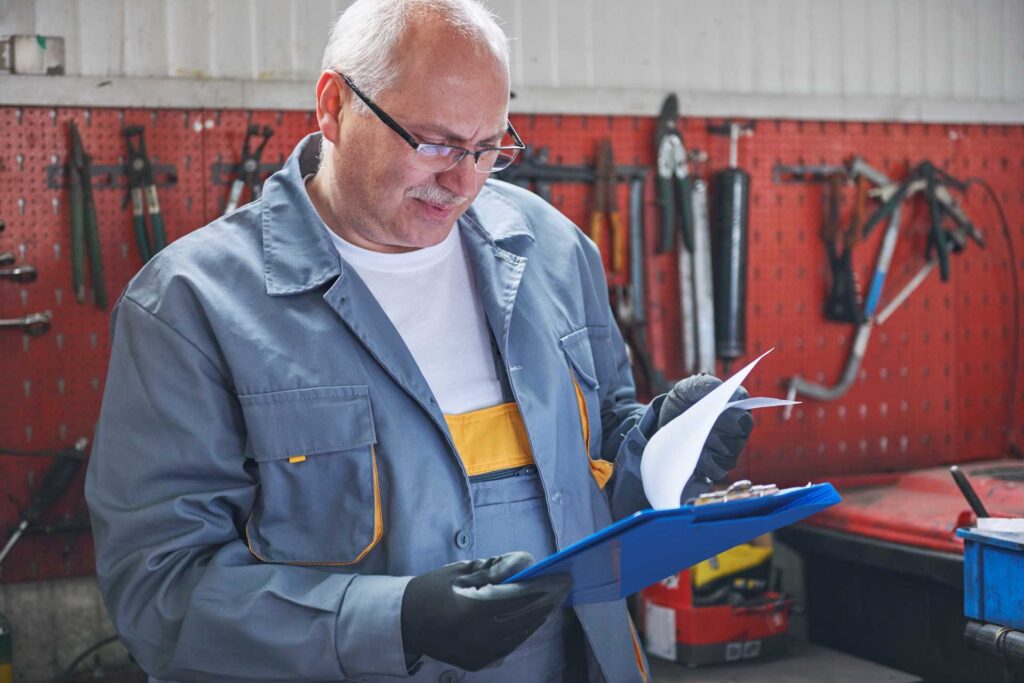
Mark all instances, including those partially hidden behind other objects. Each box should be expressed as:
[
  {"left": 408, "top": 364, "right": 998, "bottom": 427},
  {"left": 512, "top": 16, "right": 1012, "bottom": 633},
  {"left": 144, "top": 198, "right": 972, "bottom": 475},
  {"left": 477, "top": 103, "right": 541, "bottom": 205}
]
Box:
[{"left": 689, "top": 480, "right": 780, "bottom": 506}]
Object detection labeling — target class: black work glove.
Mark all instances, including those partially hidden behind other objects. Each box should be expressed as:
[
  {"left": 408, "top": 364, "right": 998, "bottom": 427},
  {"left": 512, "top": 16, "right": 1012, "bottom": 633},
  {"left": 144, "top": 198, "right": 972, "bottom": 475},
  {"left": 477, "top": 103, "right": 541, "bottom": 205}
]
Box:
[
  {"left": 401, "top": 551, "right": 572, "bottom": 672},
  {"left": 657, "top": 374, "right": 754, "bottom": 482}
]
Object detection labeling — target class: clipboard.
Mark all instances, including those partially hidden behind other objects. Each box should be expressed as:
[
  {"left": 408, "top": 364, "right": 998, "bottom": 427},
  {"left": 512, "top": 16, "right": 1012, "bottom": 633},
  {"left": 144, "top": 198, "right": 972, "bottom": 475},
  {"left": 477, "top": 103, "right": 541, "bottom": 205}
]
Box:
[{"left": 506, "top": 482, "right": 841, "bottom": 606}]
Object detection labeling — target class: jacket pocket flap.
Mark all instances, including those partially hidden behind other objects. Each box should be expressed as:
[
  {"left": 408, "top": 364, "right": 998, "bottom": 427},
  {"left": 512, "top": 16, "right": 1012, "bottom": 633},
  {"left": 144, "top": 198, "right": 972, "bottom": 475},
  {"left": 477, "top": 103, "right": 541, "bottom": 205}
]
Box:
[
  {"left": 559, "top": 328, "right": 600, "bottom": 389},
  {"left": 238, "top": 385, "right": 375, "bottom": 462}
]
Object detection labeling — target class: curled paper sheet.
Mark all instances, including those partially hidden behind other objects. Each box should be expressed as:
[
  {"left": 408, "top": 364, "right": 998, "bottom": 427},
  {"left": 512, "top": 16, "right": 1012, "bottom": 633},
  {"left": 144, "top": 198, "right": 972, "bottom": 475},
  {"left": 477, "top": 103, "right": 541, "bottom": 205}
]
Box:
[{"left": 640, "top": 348, "right": 800, "bottom": 510}]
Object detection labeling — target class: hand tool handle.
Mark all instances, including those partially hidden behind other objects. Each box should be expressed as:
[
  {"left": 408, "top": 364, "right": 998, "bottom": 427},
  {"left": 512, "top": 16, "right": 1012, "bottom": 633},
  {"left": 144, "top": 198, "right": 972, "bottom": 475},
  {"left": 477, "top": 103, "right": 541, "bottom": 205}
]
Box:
[
  {"left": 83, "top": 195, "right": 107, "bottom": 309},
  {"left": 22, "top": 456, "right": 83, "bottom": 525},
  {"left": 0, "top": 266, "right": 37, "bottom": 283},
  {"left": 628, "top": 178, "right": 646, "bottom": 323},
  {"left": 146, "top": 186, "right": 167, "bottom": 253},
  {"left": 927, "top": 178, "right": 950, "bottom": 282},
  {"left": 149, "top": 211, "right": 167, "bottom": 254},
  {"left": 225, "top": 179, "right": 245, "bottom": 214},
  {"left": 712, "top": 167, "right": 750, "bottom": 362},
  {"left": 949, "top": 466, "right": 989, "bottom": 518},
  {"left": 656, "top": 175, "right": 676, "bottom": 253},
  {"left": 676, "top": 175, "right": 695, "bottom": 253},
  {"left": 70, "top": 167, "right": 86, "bottom": 303},
  {"left": 610, "top": 211, "right": 627, "bottom": 278},
  {"left": 588, "top": 212, "right": 608, "bottom": 272},
  {"left": 0, "top": 252, "right": 14, "bottom": 266},
  {"left": 131, "top": 189, "right": 152, "bottom": 263}
]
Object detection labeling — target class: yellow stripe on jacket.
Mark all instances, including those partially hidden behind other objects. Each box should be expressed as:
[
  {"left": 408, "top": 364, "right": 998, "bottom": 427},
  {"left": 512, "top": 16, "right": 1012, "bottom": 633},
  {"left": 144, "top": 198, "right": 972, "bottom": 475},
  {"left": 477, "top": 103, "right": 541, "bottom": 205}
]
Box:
[{"left": 445, "top": 402, "right": 535, "bottom": 476}]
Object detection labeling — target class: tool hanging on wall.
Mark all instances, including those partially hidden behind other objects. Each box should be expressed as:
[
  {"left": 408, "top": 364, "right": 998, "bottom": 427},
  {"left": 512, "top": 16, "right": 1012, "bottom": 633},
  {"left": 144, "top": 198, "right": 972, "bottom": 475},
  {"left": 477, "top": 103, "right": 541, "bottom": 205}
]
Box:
[
  {"left": 123, "top": 126, "right": 167, "bottom": 264},
  {"left": 655, "top": 95, "right": 694, "bottom": 255},
  {"left": 496, "top": 148, "right": 670, "bottom": 398},
  {"left": 688, "top": 152, "right": 716, "bottom": 375},
  {"left": 708, "top": 121, "right": 754, "bottom": 374},
  {"left": 0, "top": 311, "right": 51, "bottom": 336},
  {"left": 68, "top": 121, "right": 107, "bottom": 309},
  {"left": 616, "top": 176, "right": 672, "bottom": 399},
  {"left": 224, "top": 124, "right": 274, "bottom": 215},
  {"left": 782, "top": 158, "right": 986, "bottom": 416},
  {"left": 655, "top": 97, "right": 716, "bottom": 375},
  {"left": 590, "top": 139, "right": 628, "bottom": 280},
  {"left": 820, "top": 172, "right": 867, "bottom": 323},
  {"left": 0, "top": 438, "right": 88, "bottom": 568}
]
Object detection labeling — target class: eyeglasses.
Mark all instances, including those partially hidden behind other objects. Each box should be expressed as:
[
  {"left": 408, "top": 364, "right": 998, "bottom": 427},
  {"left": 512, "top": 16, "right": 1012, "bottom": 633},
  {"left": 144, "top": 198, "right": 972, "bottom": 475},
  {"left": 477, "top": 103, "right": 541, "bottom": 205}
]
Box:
[{"left": 336, "top": 71, "right": 524, "bottom": 174}]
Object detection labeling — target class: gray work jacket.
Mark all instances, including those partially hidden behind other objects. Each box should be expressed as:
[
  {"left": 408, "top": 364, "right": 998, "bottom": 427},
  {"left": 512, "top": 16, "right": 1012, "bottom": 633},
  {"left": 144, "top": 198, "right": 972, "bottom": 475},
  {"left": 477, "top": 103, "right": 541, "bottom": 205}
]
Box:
[{"left": 86, "top": 134, "right": 657, "bottom": 682}]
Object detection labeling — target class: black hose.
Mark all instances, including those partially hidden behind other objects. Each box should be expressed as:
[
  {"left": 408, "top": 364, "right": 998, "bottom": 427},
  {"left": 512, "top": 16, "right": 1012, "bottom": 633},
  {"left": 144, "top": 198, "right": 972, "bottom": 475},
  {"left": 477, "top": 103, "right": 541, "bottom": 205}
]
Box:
[
  {"left": 966, "top": 177, "right": 1021, "bottom": 459},
  {"left": 60, "top": 634, "right": 122, "bottom": 682}
]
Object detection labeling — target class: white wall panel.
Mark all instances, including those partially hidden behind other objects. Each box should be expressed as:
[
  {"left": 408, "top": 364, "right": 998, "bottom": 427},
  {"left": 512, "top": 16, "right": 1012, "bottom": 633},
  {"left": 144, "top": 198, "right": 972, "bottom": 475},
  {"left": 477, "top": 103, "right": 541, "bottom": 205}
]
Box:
[
  {"left": 76, "top": 0, "right": 124, "bottom": 77},
  {"left": 1, "top": 0, "right": 1021, "bottom": 123},
  {"left": 1005, "top": 0, "right": 1024, "bottom": 100},
  {"left": 123, "top": 0, "right": 167, "bottom": 77},
  {"left": 779, "top": 0, "right": 813, "bottom": 95},
  {"left": 750, "top": 0, "right": 783, "bottom": 94},
  {"left": 867, "top": 0, "right": 898, "bottom": 98},
  {"left": 840, "top": 0, "right": 868, "bottom": 96},
  {"left": 293, "top": 0, "right": 339, "bottom": 77},
  {"left": 976, "top": 0, "right": 1002, "bottom": 100},
  {"left": 951, "top": 0, "right": 979, "bottom": 99},
  {"left": 809, "top": 0, "right": 842, "bottom": 96},
  {"left": 166, "top": 0, "right": 211, "bottom": 78},
  {"left": 254, "top": 0, "right": 295, "bottom": 79},
  {"left": 518, "top": 0, "right": 557, "bottom": 87},
  {"left": 591, "top": 0, "right": 659, "bottom": 89},
  {"left": 923, "top": 0, "right": 953, "bottom": 98},
  {"left": 209, "top": 0, "right": 254, "bottom": 79},
  {"left": 552, "top": 0, "right": 592, "bottom": 87},
  {"left": 896, "top": 0, "right": 924, "bottom": 97}
]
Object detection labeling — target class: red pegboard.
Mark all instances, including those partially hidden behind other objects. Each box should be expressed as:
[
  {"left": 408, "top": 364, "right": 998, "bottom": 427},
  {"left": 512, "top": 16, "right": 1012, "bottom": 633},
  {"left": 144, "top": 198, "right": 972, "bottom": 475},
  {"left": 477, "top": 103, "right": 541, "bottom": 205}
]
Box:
[{"left": 0, "top": 106, "right": 1021, "bottom": 583}]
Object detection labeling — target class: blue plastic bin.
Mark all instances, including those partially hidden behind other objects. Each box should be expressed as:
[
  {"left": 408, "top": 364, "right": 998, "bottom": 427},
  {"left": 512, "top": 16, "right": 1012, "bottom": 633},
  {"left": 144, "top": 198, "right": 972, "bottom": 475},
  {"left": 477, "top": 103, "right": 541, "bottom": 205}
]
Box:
[{"left": 956, "top": 527, "right": 1024, "bottom": 630}]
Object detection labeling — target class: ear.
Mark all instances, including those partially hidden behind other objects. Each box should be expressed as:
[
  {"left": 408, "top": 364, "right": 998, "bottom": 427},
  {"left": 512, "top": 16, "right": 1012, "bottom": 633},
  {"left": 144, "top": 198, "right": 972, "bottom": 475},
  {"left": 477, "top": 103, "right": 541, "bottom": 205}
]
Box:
[{"left": 315, "top": 71, "right": 347, "bottom": 145}]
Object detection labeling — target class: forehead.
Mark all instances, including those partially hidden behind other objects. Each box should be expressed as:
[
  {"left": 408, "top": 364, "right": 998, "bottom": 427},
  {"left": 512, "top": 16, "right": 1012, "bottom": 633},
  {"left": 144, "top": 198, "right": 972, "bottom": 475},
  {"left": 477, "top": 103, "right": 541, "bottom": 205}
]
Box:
[{"left": 382, "top": 18, "right": 510, "bottom": 139}]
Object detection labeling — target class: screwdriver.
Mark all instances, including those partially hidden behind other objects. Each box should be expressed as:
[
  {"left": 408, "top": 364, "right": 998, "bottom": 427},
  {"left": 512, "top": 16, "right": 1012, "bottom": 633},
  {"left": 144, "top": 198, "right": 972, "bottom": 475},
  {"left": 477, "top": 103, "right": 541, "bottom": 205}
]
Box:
[{"left": 0, "top": 437, "right": 88, "bottom": 566}]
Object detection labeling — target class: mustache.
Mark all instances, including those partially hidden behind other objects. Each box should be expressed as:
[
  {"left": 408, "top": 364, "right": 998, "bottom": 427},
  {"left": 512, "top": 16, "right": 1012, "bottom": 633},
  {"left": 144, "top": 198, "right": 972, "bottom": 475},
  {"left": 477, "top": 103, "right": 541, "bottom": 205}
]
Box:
[{"left": 406, "top": 184, "right": 468, "bottom": 207}]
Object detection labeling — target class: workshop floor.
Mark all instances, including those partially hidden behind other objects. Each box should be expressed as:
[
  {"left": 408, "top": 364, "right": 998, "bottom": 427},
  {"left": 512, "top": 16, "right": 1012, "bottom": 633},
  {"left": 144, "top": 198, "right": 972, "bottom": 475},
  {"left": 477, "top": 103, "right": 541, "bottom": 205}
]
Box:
[{"left": 649, "top": 640, "right": 921, "bottom": 682}]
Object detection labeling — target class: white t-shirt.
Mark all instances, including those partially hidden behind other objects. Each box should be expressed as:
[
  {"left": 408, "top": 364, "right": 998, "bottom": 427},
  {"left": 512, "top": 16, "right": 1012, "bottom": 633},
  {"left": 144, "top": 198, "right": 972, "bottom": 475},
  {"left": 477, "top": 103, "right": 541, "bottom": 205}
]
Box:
[{"left": 329, "top": 226, "right": 505, "bottom": 414}]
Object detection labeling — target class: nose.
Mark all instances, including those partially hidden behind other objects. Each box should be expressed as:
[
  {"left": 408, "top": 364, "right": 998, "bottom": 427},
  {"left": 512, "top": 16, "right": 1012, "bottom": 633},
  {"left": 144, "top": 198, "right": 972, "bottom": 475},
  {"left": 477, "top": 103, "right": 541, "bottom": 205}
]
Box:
[{"left": 436, "top": 153, "right": 482, "bottom": 198}]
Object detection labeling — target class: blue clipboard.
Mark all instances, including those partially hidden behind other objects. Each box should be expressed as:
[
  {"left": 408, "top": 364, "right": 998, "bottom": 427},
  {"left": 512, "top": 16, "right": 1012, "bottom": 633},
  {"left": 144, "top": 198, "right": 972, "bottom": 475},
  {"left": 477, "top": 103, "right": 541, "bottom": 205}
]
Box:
[{"left": 506, "top": 483, "right": 841, "bottom": 606}]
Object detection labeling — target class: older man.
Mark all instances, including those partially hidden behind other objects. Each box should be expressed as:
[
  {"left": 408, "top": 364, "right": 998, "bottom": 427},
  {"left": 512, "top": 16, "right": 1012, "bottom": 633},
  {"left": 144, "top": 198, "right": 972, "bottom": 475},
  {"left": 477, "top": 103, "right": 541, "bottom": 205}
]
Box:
[{"left": 87, "top": 1, "right": 752, "bottom": 681}]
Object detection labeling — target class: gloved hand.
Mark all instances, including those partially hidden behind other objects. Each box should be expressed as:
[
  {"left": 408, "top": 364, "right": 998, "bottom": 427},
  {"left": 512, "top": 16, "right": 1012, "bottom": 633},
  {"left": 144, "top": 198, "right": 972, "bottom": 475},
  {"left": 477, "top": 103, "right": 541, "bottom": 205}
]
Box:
[
  {"left": 658, "top": 374, "right": 754, "bottom": 482},
  {"left": 401, "top": 551, "right": 572, "bottom": 672}
]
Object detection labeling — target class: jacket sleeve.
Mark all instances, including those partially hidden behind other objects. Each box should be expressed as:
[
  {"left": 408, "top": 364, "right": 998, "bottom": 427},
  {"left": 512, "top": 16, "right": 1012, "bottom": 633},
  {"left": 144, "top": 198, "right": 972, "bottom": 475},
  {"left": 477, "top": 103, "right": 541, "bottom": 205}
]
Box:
[
  {"left": 85, "top": 296, "right": 412, "bottom": 682},
  {"left": 572, "top": 235, "right": 665, "bottom": 521}
]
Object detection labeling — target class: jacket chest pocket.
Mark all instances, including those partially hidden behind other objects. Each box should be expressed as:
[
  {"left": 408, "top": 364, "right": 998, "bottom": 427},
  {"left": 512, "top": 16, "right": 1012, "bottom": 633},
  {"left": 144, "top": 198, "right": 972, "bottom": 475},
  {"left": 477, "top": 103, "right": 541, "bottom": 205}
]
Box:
[
  {"left": 560, "top": 328, "right": 613, "bottom": 490},
  {"left": 239, "top": 385, "right": 382, "bottom": 566}
]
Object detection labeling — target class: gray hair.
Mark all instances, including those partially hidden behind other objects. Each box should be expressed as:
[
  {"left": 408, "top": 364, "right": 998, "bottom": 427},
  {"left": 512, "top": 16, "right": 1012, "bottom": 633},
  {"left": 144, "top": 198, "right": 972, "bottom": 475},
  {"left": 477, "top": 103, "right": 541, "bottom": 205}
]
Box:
[{"left": 321, "top": 0, "right": 510, "bottom": 109}]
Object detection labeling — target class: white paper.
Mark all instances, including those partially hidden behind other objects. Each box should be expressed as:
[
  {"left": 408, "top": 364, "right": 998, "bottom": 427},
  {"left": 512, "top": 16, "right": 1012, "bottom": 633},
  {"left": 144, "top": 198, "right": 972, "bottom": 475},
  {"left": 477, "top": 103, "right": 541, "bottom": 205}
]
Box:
[
  {"left": 640, "top": 349, "right": 799, "bottom": 510},
  {"left": 976, "top": 518, "right": 1024, "bottom": 533}
]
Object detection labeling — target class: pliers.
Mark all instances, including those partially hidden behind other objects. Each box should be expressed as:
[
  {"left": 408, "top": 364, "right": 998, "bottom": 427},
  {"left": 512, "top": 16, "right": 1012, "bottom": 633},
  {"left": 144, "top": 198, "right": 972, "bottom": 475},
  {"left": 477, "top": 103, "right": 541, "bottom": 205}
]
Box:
[
  {"left": 862, "top": 161, "right": 984, "bottom": 282},
  {"left": 589, "top": 139, "right": 627, "bottom": 279},
  {"left": 655, "top": 94, "right": 694, "bottom": 254},
  {"left": 123, "top": 125, "right": 167, "bottom": 264},
  {"left": 224, "top": 124, "right": 274, "bottom": 214},
  {"left": 69, "top": 121, "right": 107, "bottom": 309}
]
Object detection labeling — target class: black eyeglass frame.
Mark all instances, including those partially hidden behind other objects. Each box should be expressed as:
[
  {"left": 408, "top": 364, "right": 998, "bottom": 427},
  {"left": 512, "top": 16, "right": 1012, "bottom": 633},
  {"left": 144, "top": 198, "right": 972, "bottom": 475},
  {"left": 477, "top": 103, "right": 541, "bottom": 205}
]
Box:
[{"left": 335, "top": 71, "right": 525, "bottom": 173}]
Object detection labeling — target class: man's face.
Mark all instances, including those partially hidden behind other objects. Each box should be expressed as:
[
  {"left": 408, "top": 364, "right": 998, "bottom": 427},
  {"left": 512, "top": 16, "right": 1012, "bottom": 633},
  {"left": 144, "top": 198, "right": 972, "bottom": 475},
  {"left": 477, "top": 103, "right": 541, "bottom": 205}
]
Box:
[{"left": 328, "top": 20, "right": 510, "bottom": 253}]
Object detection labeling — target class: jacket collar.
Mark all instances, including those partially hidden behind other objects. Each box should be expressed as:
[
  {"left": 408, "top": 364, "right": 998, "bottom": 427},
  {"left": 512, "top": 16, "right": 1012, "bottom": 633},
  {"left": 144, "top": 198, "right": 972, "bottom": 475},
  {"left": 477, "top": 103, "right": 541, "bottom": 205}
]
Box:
[{"left": 261, "top": 133, "right": 535, "bottom": 296}]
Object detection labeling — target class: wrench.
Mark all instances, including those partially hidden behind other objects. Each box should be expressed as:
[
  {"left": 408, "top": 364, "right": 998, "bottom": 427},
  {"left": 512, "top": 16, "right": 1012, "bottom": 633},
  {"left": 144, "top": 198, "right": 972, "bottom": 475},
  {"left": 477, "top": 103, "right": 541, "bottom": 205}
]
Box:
[
  {"left": 0, "top": 311, "right": 51, "bottom": 336},
  {"left": 0, "top": 265, "right": 37, "bottom": 283}
]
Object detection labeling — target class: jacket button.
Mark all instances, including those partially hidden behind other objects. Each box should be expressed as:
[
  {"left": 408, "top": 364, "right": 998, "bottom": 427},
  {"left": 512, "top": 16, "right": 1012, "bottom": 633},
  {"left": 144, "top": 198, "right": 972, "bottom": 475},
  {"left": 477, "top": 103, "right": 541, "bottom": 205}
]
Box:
[
  {"left": 551, "top": 490, "right": 563, "bottom": 504},
  {"left": 455, "top": 529, "right": 471, "bottom": 549},
  {"left": 439, "top": 671, "right": 459, "bottom": 683}
]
